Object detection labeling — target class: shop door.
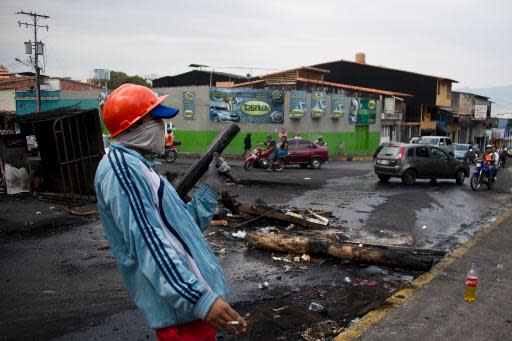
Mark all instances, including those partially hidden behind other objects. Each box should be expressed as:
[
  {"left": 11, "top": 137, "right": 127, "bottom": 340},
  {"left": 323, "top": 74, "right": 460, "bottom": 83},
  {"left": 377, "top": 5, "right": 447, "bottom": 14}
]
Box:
[{"left": 355, "top": 125, "right": 369, "bottom": 153}]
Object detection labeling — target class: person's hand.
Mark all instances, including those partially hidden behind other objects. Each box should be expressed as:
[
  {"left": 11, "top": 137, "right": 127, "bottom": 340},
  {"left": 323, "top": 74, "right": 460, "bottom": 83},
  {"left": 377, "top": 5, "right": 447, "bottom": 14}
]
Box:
[
  {"left": 216, "top": 156, "right": 231, "bottom": 174},
  {"left": 205, "top": 298, "right": 247, "bottom": 335}
]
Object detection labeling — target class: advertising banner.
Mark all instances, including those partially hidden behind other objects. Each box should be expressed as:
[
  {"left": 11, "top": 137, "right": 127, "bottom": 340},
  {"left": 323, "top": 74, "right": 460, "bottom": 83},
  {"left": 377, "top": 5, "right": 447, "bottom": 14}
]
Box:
[
  {"left": 182, "top": 91, "right": 195, "bottom": 120},
  {"left": 311, "top": 91, "right": 327, "bottom": 118},
  {"left": 474, "top": 105, "right": 487, "bottom": 120},
  {"left": 209, "top": 88, "right": 284, "bottom": 123},
  {"left": 349, "top": 97, "right": 377, "bottom": 124},
  {"left": 331, "top": 94, "right": 345, "bottom": 119},
  {"left": 289, "top": 90, "right": 307, "bottom": 119}
]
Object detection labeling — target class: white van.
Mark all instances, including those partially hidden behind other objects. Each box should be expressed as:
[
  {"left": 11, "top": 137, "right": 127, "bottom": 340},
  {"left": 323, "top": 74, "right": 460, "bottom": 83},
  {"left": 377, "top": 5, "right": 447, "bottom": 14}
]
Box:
[{"left": 418, "top": 136, "right": 454, "bottom": 155}]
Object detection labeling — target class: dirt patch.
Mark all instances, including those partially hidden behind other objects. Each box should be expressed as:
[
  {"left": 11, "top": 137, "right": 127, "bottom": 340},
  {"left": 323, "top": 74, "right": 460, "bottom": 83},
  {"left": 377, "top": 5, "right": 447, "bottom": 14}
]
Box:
[
  {"left": 0, "top": 195, "right": 95, "bottom": 238},
  {"left": 218, "top": 274, "right": 409, "bottom": 340}
]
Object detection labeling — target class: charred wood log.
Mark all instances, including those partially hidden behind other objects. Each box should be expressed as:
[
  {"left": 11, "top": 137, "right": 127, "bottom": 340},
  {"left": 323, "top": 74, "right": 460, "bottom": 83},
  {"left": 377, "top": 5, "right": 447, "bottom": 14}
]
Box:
[
  {"left": 246, "top": 231, "right": 442, "bottom": 271},
  {"left": 237, "top": 205, "right": 326, "bottom": 230}
]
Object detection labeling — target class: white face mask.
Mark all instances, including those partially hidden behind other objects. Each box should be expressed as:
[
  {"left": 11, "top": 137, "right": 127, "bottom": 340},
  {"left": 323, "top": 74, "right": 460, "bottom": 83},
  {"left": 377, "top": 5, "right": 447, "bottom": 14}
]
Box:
[{"left": 112, "top": 118, "right": 165, "bottom": 154}]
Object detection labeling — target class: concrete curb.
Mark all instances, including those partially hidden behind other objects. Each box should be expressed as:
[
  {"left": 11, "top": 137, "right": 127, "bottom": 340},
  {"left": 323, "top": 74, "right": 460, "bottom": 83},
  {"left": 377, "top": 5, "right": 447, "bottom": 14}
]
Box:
[
  {"left": 178, "top": 153, "right": 374, "bottom": 162},
  {"left": 334, "top": 208, "right": 512, "bottom": 341},
  {"left": 338, "top": 156, "right": 374, "bottom": 161}
]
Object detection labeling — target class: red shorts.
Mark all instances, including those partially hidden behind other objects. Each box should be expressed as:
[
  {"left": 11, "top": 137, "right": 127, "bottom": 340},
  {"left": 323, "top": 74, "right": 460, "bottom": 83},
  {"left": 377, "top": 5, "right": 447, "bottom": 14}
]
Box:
[{"left": 156, "top": 320, "right": 217, "bottom": 341}]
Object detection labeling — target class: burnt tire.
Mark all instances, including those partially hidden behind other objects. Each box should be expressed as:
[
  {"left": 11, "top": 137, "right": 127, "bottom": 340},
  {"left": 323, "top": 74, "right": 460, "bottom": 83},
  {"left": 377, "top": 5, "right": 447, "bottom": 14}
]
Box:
[
  {"left": 377, "top": 174, "right": 390, "bottom": 183},
  {"left": 455, "top": 170, "right": 465, "bottom": 185},
  {"left": 401, "top": 169, "right": 416, "bottom": 185},
  {"left": 310, "top": 158, "right": 322, "bottom": 169}
]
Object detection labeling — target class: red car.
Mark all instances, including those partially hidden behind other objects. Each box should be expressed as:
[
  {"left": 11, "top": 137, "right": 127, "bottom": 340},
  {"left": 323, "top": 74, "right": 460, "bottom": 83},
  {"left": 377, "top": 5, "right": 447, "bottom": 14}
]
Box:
[{"left": 282, "top": 138, "right": 329, "bottom": 169}]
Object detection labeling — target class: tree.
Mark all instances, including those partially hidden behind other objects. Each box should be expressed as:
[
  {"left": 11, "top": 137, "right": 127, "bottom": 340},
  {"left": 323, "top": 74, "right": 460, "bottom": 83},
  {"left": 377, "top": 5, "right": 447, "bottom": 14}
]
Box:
[{"left": 107, "top": 71, "right": 149, "bottom": 89}]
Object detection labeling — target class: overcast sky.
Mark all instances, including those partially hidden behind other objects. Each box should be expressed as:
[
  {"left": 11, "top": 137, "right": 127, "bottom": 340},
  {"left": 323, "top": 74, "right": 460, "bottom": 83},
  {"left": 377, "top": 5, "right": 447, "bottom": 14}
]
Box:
[{"left": 0, "top": 0, "right": 511, "bottom": 88}]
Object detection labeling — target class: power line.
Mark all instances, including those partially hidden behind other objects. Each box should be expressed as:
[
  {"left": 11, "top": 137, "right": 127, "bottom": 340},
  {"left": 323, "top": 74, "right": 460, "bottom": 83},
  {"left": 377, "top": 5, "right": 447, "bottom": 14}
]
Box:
[{"left": 16, "top": 10, "right": 50, "bottom": 112}]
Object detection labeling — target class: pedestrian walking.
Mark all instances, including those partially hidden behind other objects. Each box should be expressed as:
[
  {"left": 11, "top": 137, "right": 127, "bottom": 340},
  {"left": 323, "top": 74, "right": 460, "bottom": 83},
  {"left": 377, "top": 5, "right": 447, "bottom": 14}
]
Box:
[
  {"left": 95, "top": 84, "right": 247, "bottom": 341},
  {"left": 242, "top": 133, "right": 251, "bottom": 160}
]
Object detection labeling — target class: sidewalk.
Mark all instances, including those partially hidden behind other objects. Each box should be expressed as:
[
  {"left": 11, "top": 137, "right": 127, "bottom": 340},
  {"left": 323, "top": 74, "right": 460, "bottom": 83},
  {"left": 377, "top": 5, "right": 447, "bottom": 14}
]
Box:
[{"left": 338, "top": 208, "right": 512, "bottom": 341}]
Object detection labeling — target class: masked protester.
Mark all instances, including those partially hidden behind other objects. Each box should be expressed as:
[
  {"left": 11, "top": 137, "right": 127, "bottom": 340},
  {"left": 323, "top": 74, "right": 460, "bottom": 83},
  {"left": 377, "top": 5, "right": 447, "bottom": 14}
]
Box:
[{"left": 95, "top": 84, "right": 247, "bottom": 341}]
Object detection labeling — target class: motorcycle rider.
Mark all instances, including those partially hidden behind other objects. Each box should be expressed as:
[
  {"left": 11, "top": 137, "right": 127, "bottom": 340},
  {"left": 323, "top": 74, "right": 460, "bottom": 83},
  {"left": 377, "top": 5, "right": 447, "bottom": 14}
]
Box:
[
  {"left": 492, "top": 145, "right": 500, "bottom": 178},
  {"left": 315, "top": 136, "right": 326, "bottom": 147},
  {"left": 265, "top": 135, "right": 277, "bottom": 171},
  {"left": 164, "top": 125, "right": 174, "bottom": 149},
  {"left": 274, "top": 135, "right": 289, "bottom": 163},
  {"left": 484, "top": 145, "right": 496, "bottom": 181}
]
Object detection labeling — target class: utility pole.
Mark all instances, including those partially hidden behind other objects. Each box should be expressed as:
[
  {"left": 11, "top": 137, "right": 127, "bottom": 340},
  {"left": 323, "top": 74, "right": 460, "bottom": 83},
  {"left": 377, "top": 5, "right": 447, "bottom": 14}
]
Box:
[{"left": 16, "top": 11, "right": 50, "bottom": 113}]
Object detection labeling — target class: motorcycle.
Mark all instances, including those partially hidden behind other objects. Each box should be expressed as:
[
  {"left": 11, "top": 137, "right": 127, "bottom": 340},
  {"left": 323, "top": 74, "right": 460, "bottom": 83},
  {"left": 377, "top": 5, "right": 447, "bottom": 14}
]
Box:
[
  {"left": 153, "top": 140, "right": 180, "bottom": 163},
  {"left": 470, "top": 158, "right": 494, "bottom": 191},
  {"left": 244, "top": 148, "right": 284, "bottom": 172}
]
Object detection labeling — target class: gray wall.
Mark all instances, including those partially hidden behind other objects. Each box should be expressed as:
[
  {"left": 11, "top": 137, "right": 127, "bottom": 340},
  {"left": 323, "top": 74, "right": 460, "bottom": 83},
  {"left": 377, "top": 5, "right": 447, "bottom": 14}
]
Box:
[{"left": 155, "top": 86, "right": 383, "bottom": 133}]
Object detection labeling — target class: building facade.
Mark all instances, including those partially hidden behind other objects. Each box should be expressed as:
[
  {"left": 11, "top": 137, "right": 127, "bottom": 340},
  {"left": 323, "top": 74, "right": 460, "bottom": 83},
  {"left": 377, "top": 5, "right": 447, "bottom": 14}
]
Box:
[
  {"left": 309, "top": 54, "right": 457, "bottom": 142},
  {"left": 445, "top": 91, "right": 492, "bottom": 148}
]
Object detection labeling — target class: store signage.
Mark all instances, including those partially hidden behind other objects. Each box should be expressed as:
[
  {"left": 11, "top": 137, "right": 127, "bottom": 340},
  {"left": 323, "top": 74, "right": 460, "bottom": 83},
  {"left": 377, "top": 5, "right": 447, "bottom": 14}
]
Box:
[
  {"left": 240, "top": 101, "right": 271, "bottom": 116},
  {"left": 210, "top": 88, "right": 284, "bottom": 123},
  {"left": 349, "top": 98, "right": 377, "bottom": 124},
  {"left": 331, "top": 94, "right": 345, "bottom": 119},
  {"left": 311, "top": 91, "right": 327, "bottom": 118},
  {"left": 289, "top": 90, "right": 307, "bottom": 119},
  {"left": 182, "top": 91, "right": 195, "bottom": 120},
  {"left": 474, "top": 105, "right": 487, "bottom": 120}
]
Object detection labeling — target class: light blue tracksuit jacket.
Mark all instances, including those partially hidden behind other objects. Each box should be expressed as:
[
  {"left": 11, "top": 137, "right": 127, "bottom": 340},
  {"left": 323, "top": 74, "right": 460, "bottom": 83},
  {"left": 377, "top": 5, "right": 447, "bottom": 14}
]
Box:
[{"left": 94, "top": 144, "right": 228, "bottom": 329}]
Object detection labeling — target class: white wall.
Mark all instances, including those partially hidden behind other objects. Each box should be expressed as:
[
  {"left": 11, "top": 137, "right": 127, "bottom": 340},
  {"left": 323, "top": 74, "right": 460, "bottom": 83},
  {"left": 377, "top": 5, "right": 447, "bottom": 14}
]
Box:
[{"left": 0, "top": 89, "right": 15, "bottom": 111}]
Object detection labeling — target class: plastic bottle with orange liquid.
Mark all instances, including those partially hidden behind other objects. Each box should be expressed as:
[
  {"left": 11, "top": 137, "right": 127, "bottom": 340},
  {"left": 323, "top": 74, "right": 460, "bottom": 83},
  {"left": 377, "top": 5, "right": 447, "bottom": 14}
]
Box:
[{"left": 464, "top": 261, "right": 478, "bottom": 302}]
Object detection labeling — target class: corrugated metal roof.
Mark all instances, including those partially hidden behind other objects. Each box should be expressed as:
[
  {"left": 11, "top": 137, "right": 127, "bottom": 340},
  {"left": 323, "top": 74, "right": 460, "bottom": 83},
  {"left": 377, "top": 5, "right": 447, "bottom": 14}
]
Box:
[
  {"left": 0, "top": 77, "right": 35, "bottom": 90},
  {"left": 226, "top": 79, "right": 267, "bottom": 87},
  {"left": 226, "top": 76, "right": 412, "bottom": 97},
  {"left": 257, "top": 66, "right": 330, "bottom": 78},
  {"left": 312, "top": 59, "right": 458, "bottom": 83},
  {"left": 295, "top": 78, "right": 413, "bottom": 97}
]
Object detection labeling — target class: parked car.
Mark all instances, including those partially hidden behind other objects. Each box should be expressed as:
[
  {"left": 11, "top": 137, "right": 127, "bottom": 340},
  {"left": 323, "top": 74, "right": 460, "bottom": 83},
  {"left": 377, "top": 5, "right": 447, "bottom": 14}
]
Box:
[
  {"left": 453, "top": 143, "right": 476, "bottom": 164},
  {"left": 374, "top": 143, "right": 469, "bottom": 185},
  {"left": 281, "top": 138, "right": 329, "bottom": 169},
  {"left": 417, "top": 136, "right": 454, "bottom": 155},
  {"left": 26, "top": 135, "right": 38, "bottom": 156},
  {"left": 409, "top": 137, "right": 420, "bottom": 144}
]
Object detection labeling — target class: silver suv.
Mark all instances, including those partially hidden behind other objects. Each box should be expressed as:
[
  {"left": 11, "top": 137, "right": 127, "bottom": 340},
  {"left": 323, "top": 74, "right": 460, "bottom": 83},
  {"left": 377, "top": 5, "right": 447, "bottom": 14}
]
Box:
[
  {"left": 374, "top": 143, "right": 469, "bottom": 185},
  {"left": 417, "top": 136, "right": 454, "bottom": 155}
]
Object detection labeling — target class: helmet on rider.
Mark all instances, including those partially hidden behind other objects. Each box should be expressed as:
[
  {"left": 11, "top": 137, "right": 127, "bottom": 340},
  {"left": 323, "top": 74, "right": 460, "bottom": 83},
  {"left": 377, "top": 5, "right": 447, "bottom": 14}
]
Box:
[{"left": 102, "top": 84, "right": 179, "bottom": 137}]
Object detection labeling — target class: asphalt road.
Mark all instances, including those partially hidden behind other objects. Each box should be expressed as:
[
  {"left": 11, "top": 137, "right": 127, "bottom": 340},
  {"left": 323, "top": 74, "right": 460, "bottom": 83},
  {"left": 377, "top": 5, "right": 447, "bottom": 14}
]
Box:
[
  {"left": 159, "top": 159, "right": 511, "bottom": 251},
  {"left": 1, "top": 159, "right": 510, "bottom": 340}
]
